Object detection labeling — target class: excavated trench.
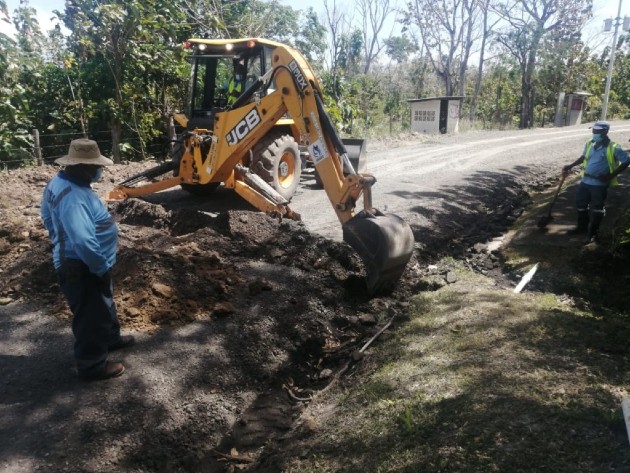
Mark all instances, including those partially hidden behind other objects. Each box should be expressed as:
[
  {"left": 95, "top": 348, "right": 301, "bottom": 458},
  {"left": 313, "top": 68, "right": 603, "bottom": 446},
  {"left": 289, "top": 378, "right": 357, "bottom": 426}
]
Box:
[{"left": 110, "top": 186, "right": 537, "bottom": 472}]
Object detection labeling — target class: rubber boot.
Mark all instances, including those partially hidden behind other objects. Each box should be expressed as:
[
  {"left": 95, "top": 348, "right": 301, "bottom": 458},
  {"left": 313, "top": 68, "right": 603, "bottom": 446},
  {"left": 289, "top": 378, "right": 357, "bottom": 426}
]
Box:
[
  {"left": 567, "top": 210, "right": 589, "bottom": 235},
  {"left": 586, "top": 212, "right": 604, "bottom": 243}
]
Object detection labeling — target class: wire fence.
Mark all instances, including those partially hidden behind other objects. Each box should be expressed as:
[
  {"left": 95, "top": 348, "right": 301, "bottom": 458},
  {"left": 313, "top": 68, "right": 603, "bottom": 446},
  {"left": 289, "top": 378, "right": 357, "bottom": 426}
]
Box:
[{"left": 1, "top": 129, "right": 172, "bottom": 171}]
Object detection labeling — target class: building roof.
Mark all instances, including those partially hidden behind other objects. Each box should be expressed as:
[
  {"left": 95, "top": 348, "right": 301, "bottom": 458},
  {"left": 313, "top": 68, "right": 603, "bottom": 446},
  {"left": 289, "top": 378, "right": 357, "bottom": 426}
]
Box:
[{"left": 407, "top": 96, "right": 465, "bottom": 103}]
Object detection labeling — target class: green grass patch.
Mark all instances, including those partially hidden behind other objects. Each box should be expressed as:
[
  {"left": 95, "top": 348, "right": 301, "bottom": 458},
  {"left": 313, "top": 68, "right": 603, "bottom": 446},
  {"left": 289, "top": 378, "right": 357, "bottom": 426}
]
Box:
[{"left": 282, "top": 260, "right": 630, "bottom": 473}]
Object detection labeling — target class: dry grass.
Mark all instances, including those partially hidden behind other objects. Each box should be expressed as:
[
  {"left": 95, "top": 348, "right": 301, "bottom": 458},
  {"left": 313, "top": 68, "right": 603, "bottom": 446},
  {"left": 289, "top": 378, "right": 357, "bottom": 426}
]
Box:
[{"left": 281, "top": 261, "right": 630, "bottom": 473}]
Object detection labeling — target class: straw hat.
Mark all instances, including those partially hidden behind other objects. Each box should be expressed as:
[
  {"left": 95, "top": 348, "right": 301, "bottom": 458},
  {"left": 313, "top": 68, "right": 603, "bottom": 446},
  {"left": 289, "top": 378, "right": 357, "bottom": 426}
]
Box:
[{"left": 55, "top": 139, "right": 113, "bottom": 166}]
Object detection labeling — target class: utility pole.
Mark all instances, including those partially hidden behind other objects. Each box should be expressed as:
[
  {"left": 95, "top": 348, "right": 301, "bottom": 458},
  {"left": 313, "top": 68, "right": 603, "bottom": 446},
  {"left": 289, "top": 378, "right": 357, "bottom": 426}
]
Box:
[{"left": 601, "top": 0, "right": 624, "bottom": 120}]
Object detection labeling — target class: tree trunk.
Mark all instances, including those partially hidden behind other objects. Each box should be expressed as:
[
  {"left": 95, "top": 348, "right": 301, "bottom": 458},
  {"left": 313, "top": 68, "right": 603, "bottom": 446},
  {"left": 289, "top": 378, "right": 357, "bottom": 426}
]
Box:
[
  {"left": 111, "top": 122, "right": 122, "bottom": 163},
  {"left": 110, "top": 38, "right": 124, "bottom": 163},
  {"left": 470, "top": 4, "right": 489, "bottom": 123},
  {"left": 519, "top": 33, "right": 541, "bottom": 129},
  {"left": 520, "top": 73, "right": 530, "bottom": 129}
]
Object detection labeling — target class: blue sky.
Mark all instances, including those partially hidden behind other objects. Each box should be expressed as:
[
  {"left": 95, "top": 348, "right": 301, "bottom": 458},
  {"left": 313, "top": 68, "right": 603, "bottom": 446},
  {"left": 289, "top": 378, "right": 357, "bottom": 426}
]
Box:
[{"left": 0, "top": 0, "right": 625, "bottom": 52}]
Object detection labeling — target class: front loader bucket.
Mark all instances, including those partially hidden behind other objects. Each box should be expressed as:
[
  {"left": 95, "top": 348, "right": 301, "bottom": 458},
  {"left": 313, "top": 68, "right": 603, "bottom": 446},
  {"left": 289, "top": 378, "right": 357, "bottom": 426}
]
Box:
[
  {"left": 341, "top": 138, "right": 367, "bottom": 174},
  {"left": 342, "top": 211, "right": 415, "bottom": 295}
]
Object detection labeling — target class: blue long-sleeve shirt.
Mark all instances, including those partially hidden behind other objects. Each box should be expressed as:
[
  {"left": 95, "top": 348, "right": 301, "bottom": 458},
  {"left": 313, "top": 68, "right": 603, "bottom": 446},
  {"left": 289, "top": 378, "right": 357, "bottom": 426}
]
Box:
[
  {"left": 581, "top": 140, "right": 630, "bottom": 186},
  {"left": 40, "top": 171, "right": 118, "bottom": 276}
]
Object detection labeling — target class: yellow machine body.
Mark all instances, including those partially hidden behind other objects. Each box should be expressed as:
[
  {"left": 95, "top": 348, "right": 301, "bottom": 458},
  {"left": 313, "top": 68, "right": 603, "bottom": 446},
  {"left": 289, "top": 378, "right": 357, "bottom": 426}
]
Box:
[{"left": 107, "top": 38, "right": 414, "bottom": 294}]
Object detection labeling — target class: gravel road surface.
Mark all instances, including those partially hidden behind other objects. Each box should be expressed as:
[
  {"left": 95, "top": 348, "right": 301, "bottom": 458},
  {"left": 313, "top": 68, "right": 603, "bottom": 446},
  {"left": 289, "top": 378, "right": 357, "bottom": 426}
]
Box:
[{"left": 292, "top": 121, "right": 630, "bottom": 241}]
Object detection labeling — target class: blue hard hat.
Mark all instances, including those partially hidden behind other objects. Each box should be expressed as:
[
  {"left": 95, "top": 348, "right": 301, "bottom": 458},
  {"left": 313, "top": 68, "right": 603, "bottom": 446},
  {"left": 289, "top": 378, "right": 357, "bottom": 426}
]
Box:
[{"left": 592, "top": 120, "right": 610, "bottom": 134}]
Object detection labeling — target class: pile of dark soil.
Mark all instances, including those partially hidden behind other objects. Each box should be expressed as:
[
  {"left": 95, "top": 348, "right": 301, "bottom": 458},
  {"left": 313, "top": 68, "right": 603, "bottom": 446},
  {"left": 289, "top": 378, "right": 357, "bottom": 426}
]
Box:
[
  {"left": 0, "top": 165, "right": 413, "bottom": 325},
  {"left": 0, "top": 164, "right": 427, "bottom": 470},
  {"left": 0, "top": 162, "right": 535, "bottom": 337}
]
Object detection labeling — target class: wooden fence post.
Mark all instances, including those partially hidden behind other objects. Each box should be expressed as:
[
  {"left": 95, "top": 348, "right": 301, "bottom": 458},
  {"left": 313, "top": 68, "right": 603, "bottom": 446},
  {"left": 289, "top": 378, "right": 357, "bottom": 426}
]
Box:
[{"left": 32, "top": 129, "right": 42, "bottom": 166}]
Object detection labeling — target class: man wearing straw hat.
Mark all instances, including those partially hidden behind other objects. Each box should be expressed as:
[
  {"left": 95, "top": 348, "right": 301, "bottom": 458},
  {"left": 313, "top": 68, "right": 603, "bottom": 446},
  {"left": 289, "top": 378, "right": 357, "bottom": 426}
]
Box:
[{"left": 41, "top": 138, "right": 135, "bottom": 380}]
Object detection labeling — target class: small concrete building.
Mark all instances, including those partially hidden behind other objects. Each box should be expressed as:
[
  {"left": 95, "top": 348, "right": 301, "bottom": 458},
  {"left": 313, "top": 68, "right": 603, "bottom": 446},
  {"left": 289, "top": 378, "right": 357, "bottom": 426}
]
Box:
[
  {"left": 554, "top": 91, "right": 592, "bottom": 127},
  {"left": 407, "top": 96, "right": 463, "bottom": 134}
]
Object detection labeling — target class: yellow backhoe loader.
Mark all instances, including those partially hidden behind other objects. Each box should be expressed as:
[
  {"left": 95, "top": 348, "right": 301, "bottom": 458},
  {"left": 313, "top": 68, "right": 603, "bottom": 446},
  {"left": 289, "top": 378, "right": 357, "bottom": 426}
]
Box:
[{"left": 107, "top": 38, "right": 414, "bottom": 294}]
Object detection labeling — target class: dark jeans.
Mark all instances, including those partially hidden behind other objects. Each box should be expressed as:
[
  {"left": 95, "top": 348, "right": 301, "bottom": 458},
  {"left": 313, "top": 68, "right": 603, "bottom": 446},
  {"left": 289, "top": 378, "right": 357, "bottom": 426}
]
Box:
[
  {"left": 57, "top": 259, "right": 121, "bottom": 375},
  {"left": 575, "top": 182, "right": 608, "bottom": 213}
]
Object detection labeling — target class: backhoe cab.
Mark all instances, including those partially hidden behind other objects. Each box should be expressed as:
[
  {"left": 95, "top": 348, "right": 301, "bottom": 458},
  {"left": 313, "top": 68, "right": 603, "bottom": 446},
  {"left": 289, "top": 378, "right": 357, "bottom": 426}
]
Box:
[{"left": 107, "top": 38, "right": 414, "bottom": 294}]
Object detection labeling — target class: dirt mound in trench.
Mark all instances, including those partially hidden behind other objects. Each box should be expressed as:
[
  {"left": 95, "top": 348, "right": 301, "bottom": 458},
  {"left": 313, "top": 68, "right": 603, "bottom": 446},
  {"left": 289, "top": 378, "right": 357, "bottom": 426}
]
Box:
[
  {"left": 0, "top": 169, "right": 385, "bottom": 323},
  {"left": 0, "top": 165, "right": 429, "bottom": 472},
  {"left": 0, "top": 163, "right": 531, "bottom": 332},
  {"left": 0, "top": 165, "right": 420, "bottom": 388}
]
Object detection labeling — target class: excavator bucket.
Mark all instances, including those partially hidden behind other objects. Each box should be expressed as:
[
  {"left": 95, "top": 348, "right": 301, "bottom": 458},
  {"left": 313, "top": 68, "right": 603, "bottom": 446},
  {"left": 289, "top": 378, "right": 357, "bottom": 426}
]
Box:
[{"left": 342, "top": 211, "right": 415, "bottom": 295}]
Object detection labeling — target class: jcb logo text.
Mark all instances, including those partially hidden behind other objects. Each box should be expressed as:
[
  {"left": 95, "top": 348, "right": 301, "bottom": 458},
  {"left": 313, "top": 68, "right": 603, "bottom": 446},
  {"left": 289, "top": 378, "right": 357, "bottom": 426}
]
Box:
[{"left": 226, "top": 109, "right": 261, "bottom": 146}]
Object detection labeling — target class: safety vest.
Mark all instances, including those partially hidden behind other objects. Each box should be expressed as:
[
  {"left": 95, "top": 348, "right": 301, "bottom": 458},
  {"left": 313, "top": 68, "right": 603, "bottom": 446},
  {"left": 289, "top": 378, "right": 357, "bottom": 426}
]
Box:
[
  {"left": 582, "top": 140, "right": 620, "bottom": 186},
  {"left": 227, "top": 78, "right": 242, "bottom": 105}
]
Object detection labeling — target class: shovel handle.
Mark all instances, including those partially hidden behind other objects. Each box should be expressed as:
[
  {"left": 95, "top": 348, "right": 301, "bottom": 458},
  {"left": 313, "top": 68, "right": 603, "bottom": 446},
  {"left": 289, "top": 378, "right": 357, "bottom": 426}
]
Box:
[{"left": 552, "top": 174, "right": 567, "bottom": 200}]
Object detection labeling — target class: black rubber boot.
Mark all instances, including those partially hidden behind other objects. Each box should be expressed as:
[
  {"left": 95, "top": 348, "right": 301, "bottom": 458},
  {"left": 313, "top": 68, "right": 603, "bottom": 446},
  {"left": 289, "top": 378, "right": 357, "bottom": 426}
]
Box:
[
  {"left": 586, "top": 212, "right": 604, "bottom": 243},
  {"left": 567, "top": 210, "right": 589, "bottom": 235}
]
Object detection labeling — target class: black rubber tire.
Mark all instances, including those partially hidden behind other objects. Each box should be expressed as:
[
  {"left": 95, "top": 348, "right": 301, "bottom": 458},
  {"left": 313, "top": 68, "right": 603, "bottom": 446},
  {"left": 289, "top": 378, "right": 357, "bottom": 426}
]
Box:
[{"left": 250, "top": 132, "right": 301, "bottom": 201}]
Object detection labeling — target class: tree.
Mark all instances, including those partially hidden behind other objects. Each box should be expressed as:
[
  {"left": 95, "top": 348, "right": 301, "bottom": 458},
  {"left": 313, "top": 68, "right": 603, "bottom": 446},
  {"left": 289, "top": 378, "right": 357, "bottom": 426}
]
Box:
[
  {"left": 60, "top": 0, "right": 187, "bottom": 162},
  {"left": 294, "top": 8, "right": 328, "bottom": 67},
  {"left": 0, "top": 30, "right": 32, "bottom": 167},
  {"left": 405, "top": 0, "right": 480, "bottom": 97},
  {"left": 493, "top": 0, "right": 591, "bottom": 129},
  {"left": 475, "top": 60, "right": 521, "bottom": 127},
  {"left": 611, "top": 34, "right": 630, "bottom": 115},
  {"left": 225, "top": 0, "right": 300, "bottom": 42},
  {"left": 356, "top": 0, "right": 396, "bottom": 74},
  {"left": 322, "top": 0, "right": 350, "bottom": 72},
  {"left": 179, "top": 0, "right": 307, "bottom": 42},
  {"left": 0, "top": 0, "right": 50, "bottom": 167},
  {"left": 469, "top": 0, "right": 502, "bottom": 123},
  {"left": 384, "top": 35, "right": 417, "bottom": 64},
  {"left": 534, "top": 29, "right": 597, "bottom": 125}
]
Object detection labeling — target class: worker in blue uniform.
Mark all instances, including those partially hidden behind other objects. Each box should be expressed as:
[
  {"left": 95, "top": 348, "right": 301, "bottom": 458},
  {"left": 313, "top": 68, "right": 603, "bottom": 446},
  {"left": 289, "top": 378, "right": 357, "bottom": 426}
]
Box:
[
  {"left": 562, "top": 121, "right": 630, "bottom": 243},
  {"left": 41, "top": 139, "right": 135, "bottom": 380}
]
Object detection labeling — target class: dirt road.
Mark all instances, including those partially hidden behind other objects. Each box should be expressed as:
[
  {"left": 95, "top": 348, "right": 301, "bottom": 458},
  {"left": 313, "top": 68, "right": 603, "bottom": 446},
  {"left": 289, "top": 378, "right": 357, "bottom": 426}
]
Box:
[{"left": 292, "top": 121, "right": 630, "bottom": 241}]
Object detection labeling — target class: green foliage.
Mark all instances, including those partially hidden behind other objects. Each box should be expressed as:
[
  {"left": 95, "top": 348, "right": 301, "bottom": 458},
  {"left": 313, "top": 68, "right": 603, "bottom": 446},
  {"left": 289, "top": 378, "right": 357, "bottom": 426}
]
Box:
[
  {"left": 492, "top": 0, "right": 592, "bottom": 128},
  {"left": 56, "top": 0, "right": 191, "bottom": 160},
  {"left": 352, "top": 74, "right": 385, "bottom": 135},
  {"left": 0, "top": 6, "right": 39, "bottom": 167},
  {"left": 537, "top": 33, "right": 589, "bottom": 106},
  {"left": 384, "top": 36, "right": 417, "bottom": 64},
  {"left": 294, "top": 7, "right": 327, "bottom": 67},
  {"left": 474, "top": 62, "right": 521, "bottom": 128},
  {"left": 609, "top": 34, "right": 630, "bottom": 116},
  {"left": 0, "top": 0, "right": 626, "bottom": 167},
  {"left": 320, "top": 70, "right": 355, "bottom": 134},
  {"left": 341, "top": 30, "right": 363, "bottom": 76},
  {"left": 181, "top": 0, "right": 300, "bottom": 41}
]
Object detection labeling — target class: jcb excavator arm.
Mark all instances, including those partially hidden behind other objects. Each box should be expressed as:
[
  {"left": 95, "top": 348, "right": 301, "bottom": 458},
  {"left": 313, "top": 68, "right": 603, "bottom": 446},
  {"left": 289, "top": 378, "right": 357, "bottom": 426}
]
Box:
[
  {"left": 107, "top": 38, "right": 414, "bottom": 294},
  {"left": 258, "top": 44, "right": 415, "bottom": 293}
]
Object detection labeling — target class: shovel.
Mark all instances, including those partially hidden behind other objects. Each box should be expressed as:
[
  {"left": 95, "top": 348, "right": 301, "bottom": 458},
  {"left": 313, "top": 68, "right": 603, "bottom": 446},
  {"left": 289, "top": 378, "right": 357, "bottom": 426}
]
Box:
[{"left": 537, "top": 174, "right": 567, "bottom": 228}]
